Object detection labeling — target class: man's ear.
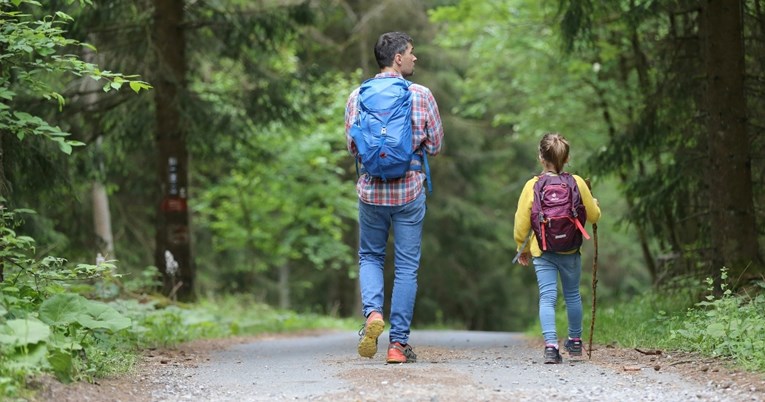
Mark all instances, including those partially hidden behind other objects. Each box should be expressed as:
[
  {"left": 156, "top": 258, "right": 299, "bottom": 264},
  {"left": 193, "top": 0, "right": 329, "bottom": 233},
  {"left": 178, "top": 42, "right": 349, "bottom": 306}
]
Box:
[{"left": 394, "top": 53, "right": 402, "bottom": 65}]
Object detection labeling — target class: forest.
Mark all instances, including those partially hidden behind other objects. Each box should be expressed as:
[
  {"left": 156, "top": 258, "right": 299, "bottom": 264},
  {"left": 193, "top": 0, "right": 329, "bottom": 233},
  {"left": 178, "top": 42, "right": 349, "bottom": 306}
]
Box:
[{"left": 1, "top": 0, "right": 763, "bottom": 396}]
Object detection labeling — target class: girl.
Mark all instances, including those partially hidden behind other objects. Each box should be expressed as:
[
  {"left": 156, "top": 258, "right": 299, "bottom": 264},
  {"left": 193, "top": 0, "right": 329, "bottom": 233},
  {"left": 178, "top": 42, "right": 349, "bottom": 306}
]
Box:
[{"left": 514, "top": 133, "right": 601, "bottom": 363}]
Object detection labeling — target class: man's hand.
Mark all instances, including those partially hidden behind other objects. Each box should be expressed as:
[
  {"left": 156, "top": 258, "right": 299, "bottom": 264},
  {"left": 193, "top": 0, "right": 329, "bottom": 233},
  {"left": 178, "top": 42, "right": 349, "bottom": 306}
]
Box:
[{"left": 517, "top": 251, "right": 531, "bottom": 266}]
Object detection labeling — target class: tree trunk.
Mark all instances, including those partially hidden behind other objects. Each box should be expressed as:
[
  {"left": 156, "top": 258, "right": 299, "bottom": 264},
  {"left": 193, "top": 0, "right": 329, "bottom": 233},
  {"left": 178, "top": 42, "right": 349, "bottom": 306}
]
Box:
[
  {"left": 92, "top": 179, "right": 115, "bottom": 259},
  {"left": 701, "top": 0, "right": 762, "bottom": 283},
  {"left": 153, "top": 0, "right": 194, "bottom": 300},
  {"left": 278, "top": 263, "right": 290, "bottom": 310},
  {"left": 82, "top": 47, "right": 116, "bottom": 262}
]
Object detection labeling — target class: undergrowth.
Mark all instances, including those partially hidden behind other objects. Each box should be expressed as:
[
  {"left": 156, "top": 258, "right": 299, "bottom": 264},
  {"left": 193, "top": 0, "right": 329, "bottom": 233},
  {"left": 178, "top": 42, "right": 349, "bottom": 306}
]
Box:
[
  {"left": 0, "top": 204, "right": 354, "bottom": 400},
  {"left": 530, "top": 268, "right": 765, "bottom": 372},
  {"left": 668, "top": 269, "right": 765, "bottom": 371}
]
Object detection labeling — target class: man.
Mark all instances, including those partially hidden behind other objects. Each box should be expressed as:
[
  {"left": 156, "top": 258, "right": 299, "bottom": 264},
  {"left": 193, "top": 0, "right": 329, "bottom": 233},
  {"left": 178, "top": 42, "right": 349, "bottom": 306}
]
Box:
[{"left": 344, "top": 31, "right": 444, "bottom": 364}]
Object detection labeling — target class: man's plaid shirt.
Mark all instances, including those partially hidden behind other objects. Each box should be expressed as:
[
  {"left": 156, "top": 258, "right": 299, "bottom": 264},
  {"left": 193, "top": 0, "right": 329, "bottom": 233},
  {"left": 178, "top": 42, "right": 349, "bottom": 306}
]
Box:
[{"left": 345, "top": 72, "right": 444, "bottom": 206}]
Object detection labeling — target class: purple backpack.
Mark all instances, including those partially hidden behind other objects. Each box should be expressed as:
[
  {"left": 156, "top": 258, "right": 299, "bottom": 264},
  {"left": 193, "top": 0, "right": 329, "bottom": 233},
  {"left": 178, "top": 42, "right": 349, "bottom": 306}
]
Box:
[{"left": 531, "top": 173, "right": 590, "bottom": 252}]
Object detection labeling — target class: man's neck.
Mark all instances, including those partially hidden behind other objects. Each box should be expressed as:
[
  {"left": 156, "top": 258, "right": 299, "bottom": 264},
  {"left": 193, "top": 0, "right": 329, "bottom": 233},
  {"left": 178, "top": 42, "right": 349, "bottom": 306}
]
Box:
[{"left": 380, "top": 67, "right": 400, "bottom": 74}]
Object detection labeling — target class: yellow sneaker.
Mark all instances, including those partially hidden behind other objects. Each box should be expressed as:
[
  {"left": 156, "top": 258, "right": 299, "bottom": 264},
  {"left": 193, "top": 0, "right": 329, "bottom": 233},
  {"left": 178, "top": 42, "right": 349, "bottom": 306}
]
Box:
[{"left": 357, "top": 311, "right": 384, "bottom": 358}]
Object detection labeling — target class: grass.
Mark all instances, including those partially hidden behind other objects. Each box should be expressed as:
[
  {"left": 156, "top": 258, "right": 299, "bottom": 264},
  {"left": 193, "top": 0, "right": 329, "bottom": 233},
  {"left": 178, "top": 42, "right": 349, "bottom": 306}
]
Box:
[
  {"left": 526, "top": 270, "right": 765, "bottom": 372},
  {"left": 112, "top": 295, "right": 358, "bottom": 349}
]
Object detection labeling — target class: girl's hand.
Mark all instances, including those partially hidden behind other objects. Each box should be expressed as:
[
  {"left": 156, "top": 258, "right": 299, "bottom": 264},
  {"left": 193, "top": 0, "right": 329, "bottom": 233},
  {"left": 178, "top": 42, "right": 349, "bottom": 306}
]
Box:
[{"left": 517, "top": 251, "right": 531, "bottom": 266}]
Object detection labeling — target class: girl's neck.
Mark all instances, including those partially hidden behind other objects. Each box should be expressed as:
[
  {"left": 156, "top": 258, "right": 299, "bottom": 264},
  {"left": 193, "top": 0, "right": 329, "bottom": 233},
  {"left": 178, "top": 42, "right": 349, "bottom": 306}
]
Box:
[{"left": 541, "top": 163, "right": 559, "bottom": 175}]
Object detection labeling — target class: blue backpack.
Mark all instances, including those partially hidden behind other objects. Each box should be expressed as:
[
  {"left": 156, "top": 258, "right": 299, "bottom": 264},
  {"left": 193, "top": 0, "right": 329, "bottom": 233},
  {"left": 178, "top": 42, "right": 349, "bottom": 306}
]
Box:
[{"left": 350, "top": 77, "right": 431, "bottom": 192}]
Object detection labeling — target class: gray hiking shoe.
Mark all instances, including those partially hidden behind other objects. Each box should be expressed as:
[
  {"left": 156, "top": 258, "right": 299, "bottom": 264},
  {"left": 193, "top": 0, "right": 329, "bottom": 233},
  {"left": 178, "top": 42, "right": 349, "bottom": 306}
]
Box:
[
  {"left": 564, "top": 338, "right": 583, "bottom": 356},
  {"left": 544, "top": 346, "right": 563, "bottom": 364}
]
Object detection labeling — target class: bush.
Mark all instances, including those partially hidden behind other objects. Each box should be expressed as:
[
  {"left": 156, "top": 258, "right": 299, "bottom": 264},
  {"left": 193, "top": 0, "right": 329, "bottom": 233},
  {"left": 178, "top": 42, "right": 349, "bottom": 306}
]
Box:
[{"left": 670, "top": 269, "right": 765, "bottom": 371}]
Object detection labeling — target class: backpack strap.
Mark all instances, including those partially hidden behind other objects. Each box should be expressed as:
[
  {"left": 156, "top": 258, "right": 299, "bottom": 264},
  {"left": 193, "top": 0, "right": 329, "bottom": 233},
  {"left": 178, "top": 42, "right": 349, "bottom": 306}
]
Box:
[
  {"left": 561, "top": 173, "right": 590, "bottom": 239},
  {"left": 541, "top": 222, "right": 548, "bottom": 251},
  {"left": 412, "top": 151, "right": 432, "bottom": 193},
  {"left": 572, "top": 217, "right": 591, "bottom": 239},
  {"left": 532, "top": 174, "right": 549, "bottom": 251}
]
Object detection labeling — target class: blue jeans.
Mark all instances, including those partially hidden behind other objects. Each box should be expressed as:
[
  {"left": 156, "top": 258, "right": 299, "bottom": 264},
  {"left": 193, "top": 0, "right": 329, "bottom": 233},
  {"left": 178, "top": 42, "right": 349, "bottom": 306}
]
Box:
[
  {"left": 358, "top": 192, "right": 426, "bottom": 345},
  {"left": 533, "top": 251, "right": 583, "bottom": 345}
]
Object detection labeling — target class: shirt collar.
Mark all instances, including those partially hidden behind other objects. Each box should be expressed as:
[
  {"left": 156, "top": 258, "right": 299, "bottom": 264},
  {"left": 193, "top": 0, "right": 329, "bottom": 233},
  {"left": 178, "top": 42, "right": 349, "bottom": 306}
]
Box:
[{"left": 374, "top": 72, "right": 403, "bottom": 79}]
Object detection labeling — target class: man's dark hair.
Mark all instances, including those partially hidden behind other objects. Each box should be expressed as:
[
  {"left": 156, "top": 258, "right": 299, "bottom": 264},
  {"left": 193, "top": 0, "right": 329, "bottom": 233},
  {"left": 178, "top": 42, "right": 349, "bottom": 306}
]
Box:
[{"left": 374, "top": 32, "right": 413, "bottom": 69}]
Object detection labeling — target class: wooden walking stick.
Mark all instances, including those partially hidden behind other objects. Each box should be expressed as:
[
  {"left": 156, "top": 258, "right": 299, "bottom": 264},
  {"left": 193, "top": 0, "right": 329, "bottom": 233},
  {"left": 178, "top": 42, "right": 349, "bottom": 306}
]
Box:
[{"left": 585, "top": 179, "right": 599, "bottom": 360}]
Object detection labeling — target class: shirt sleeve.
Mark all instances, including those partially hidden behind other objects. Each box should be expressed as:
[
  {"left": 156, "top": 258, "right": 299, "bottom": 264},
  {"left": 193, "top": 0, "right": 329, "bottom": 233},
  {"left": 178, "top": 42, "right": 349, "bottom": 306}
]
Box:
[
  {"left": 574, "top": 175, "right": 601, "bottom": 224},
  {"left": 422, "top": 88, "right": 444, "bottom": 156},
  {"left": 514, "top": 178, "right": 536, "bottom": 252},
  {"left": 345, "top": 89, "right": 360, "bottom": 156}
]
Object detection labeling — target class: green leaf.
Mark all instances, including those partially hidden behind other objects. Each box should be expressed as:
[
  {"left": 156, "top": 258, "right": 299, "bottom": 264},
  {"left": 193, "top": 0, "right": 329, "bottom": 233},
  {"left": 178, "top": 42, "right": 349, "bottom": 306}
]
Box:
[
  {"left": 0, "top": 88, "right": 16, "bottom": 100},
  {"left": 48, "top": 349, "right": 74, "bottom": 383},
  {"left": 76, "top": 300, "right": 131, "bottom": 332},
  {"left": 0, "top": 318, "right": 51, "bottom": 346},
  {"left": 47, "top": 330, "right": 82, "bottom": 351},
  {"left": 57, "top": 140, "right": 73, "bottom": 155},
  {"left": 6, "top": 343, "right": 49, "bottom": 370},
  {"left": 129, "top": 81, "right": 152, "bottom": 93},
  {"left": 39, "top": 293, "right": 85, "bottom": 326},
  {"left": 54, "top": 11, "right": 74, "bottom": 22},
  {"left": 706, "top": 322, "right": 726, "bottom": 338}
]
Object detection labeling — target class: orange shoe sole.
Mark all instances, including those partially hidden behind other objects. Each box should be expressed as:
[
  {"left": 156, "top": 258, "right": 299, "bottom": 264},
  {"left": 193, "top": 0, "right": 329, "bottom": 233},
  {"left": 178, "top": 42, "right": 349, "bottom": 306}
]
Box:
[{"left": 386, "top": 343, "right": 416, "bottom": 363}]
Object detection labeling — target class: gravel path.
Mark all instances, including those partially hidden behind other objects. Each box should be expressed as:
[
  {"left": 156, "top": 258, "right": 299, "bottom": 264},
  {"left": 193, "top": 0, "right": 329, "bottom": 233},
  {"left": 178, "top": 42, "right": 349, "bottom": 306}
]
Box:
[{"left": 133, "top": 330, "right": 763, "bottom": 402}]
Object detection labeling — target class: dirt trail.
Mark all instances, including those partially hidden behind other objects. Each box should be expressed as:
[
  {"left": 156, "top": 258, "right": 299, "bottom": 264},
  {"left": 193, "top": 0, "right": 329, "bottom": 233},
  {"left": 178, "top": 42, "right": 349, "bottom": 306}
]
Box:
[{"left": 35, "top": 330, "right": 765, "bottom": 401}]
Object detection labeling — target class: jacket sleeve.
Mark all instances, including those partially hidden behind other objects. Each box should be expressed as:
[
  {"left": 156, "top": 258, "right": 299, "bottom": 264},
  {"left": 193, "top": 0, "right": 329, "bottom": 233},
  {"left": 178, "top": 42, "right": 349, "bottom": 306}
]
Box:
[
  {"left": 574, "top": 175, "right": 601, "bottom": 224},
  {"left": 514, "top": 178, "right": 536, "bottom": 252}
]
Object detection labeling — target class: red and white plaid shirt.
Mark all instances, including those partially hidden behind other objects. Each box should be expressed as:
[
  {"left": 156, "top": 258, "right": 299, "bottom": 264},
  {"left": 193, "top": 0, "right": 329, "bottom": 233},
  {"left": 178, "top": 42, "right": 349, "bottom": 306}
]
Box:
[{"left": 345, "top": 72, "right": 444, "bottom": 206}]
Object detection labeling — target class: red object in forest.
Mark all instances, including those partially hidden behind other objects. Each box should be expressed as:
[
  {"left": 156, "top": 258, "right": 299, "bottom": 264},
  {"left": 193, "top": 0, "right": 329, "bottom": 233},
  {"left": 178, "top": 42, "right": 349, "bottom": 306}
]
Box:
[{"left": 161, "top": 197, "right": 187, "bottom": 212}]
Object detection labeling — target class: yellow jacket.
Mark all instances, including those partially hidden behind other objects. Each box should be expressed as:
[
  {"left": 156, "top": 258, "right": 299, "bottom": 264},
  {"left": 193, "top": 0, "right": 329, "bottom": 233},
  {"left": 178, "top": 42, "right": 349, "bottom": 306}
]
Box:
[{"left": 514, "top": 173, "right": 601, "bottom": 257}]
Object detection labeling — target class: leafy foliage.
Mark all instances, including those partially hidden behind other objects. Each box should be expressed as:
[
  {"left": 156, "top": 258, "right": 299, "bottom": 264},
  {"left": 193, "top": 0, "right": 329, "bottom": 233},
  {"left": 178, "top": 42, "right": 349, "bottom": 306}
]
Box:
[
  {"left": 1, "top": 202, "right": 353, "bottom": 397},
  {"left": 188, "top": 23, "right": 358, "bottom": 302},
  {"left": 578, "top": 269, "right": 765, "bottom": 372},
  {"left": 671, "top": 269, "right": 765, "bottom": 371},
  {"left": 0, "top": 0, "right": 150, "bottom": 154},
  {"left": 555, "top": 0, "right": 764, "bottom": 281},
  {"left": 0, "top": 203, "right": 130, "bottom": 390}
]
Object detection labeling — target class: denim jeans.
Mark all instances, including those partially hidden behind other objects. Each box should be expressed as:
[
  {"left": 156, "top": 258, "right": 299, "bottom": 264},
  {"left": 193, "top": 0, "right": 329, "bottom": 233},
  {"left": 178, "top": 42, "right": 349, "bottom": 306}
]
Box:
[
  {"left": 358, "top": 192, "right": 426, "bottom": 345},
  {"left": 533, "top": 251, "right": 583, "bottom": 345}
]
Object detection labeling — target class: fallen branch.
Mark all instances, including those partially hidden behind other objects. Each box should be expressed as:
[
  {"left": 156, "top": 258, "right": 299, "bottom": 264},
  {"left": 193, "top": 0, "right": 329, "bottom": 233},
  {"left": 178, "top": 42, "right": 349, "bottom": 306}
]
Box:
[{"left": 635, "top": 348, "right": 663, "bottom": 355}]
